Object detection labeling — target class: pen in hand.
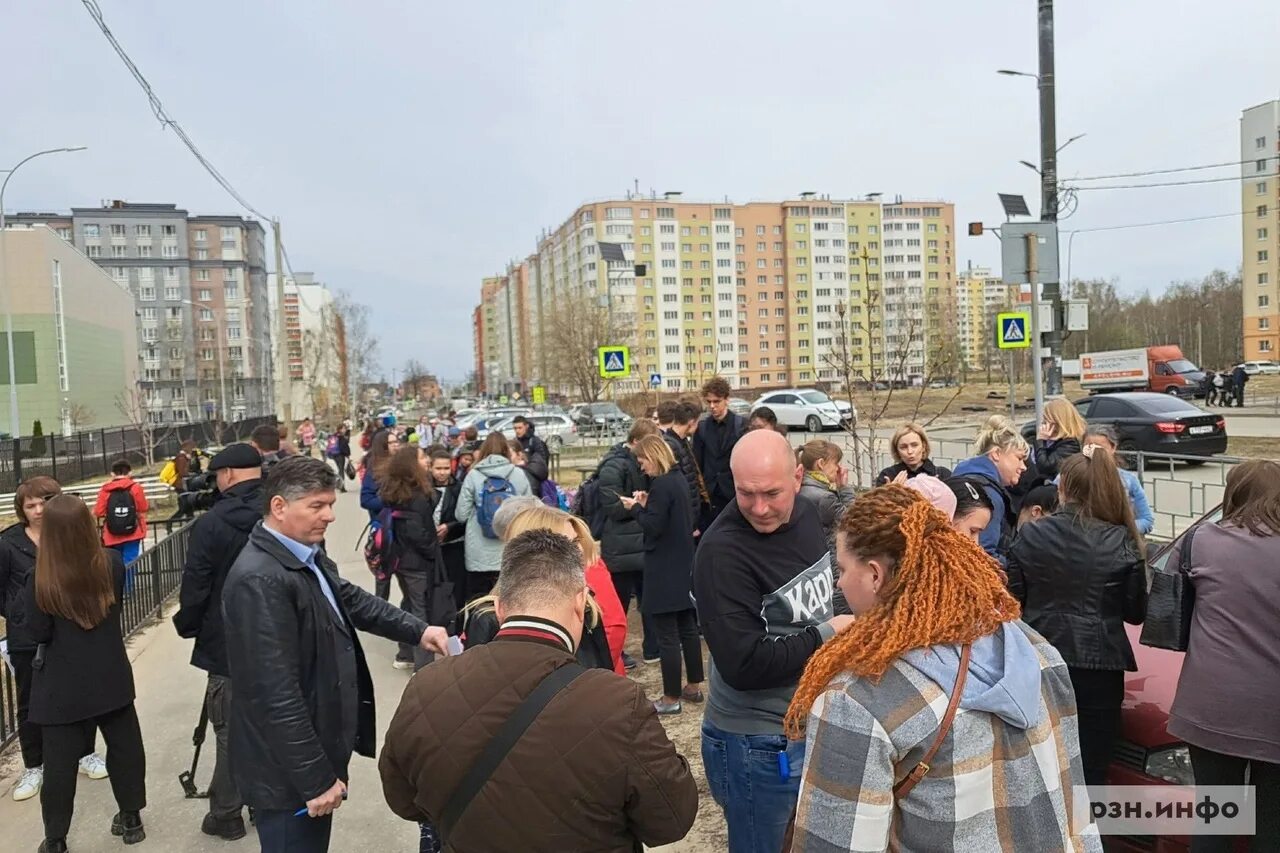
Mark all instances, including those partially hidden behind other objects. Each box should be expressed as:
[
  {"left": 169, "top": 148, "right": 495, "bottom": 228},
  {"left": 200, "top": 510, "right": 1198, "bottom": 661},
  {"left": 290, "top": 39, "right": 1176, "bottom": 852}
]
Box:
[{"left": 295, "top": 790, "right": 348, "bottom": 817}]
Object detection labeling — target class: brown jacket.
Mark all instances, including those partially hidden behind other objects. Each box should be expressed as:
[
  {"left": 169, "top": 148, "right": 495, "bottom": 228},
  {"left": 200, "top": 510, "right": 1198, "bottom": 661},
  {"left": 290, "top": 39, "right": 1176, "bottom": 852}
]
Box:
[{"left": 379, "top": 624, "right": 698, "bottom": 852}]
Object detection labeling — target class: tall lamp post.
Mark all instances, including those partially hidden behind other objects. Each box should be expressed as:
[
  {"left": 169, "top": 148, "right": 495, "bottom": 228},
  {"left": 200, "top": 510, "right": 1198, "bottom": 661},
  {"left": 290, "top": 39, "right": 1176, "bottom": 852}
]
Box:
[{"left": 0, "top": 146, "right": 87, "bottom": 437}]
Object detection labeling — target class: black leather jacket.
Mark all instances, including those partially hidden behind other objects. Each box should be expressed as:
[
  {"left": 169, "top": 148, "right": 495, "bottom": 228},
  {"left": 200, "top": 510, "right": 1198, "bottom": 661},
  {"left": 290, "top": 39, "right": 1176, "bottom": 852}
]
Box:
[
  {"left": 1007, "top": 505, "right": 1147, "bottom": 671},
  {"left": 173, "top": 478, "right": 264, "bottom": 676},
  {"left": 222, "top": 522, "right": 427, "bottom": 810},
  {"left": 0, "top": 524, "right": 39, "bottom": 652}
]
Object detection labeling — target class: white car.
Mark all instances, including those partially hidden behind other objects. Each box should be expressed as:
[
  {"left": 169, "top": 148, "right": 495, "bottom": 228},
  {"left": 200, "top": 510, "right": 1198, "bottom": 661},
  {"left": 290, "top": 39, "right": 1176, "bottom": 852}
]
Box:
[
  {"left": 1239, "top": 360, "right": 1280, "bottom": 376},
  {"left": 752, "top": 389, "right": 855, "bottom": 432}
]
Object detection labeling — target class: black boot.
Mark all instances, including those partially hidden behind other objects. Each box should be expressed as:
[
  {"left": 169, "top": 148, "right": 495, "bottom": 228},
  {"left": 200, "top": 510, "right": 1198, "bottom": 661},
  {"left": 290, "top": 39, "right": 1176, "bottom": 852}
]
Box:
[
  {"left": 110, "top": 811, "right": 146, "bottom": 845},
  {"left": 37, "top": 840, "right": 67, "bottom": 853},
  {"left": 201, "top": 812, "right": 247, "bottom": 841}
]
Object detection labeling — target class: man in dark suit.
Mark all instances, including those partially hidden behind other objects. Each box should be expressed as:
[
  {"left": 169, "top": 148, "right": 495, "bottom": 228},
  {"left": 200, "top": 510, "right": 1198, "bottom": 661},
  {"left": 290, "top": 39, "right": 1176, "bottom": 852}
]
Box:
[
  {"left": 222, "top": 456, "right": 449, "bottom": 853},
  {"left": 692, "top": 377, "right": 746, "bottom": 531}
]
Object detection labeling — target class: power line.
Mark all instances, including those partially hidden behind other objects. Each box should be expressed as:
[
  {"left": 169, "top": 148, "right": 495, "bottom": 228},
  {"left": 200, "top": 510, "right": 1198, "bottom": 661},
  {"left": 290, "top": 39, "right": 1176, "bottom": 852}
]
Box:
[
  {"left": 1071, "top": 174, "right": 1260, "bottom": 192},
  {"left": 1064, "top": 211, "right": 1244, "bottom": 235},
  {"left": 80, "top": 0, "right": 271, "bottom": 223},
  {"left": 1071, "top": 154, "right": 1279, "bottom": 182}
]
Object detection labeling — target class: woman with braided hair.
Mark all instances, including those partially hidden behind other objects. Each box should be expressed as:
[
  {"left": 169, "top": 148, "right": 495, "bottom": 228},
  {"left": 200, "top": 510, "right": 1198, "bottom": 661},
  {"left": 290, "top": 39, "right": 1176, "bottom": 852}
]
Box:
[{"left": 785, "top": 485, "right": 1099, "bottom": 852}]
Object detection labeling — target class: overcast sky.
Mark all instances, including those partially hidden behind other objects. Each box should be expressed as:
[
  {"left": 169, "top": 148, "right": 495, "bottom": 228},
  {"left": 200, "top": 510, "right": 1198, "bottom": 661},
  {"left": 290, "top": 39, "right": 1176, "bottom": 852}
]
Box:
[{"left": 5, "top": 1, "right": 1278, "bottom": 382}]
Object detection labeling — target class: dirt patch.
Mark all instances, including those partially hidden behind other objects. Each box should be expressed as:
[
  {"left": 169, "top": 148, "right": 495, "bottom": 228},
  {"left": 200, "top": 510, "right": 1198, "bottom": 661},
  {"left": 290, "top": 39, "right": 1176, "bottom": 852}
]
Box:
[
  {"left": 621, "top": 610, "right": 728, "bottom": 852},
  {"left": 1227, "top": 436, "right": 1280, "bottom": 459}
]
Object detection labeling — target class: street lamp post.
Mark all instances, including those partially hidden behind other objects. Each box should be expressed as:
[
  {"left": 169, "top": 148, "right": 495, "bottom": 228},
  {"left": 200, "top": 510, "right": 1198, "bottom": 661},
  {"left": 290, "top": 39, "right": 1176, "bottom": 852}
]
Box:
[{"left": 0, "top": 146, "right": 87, "bottom": 437}]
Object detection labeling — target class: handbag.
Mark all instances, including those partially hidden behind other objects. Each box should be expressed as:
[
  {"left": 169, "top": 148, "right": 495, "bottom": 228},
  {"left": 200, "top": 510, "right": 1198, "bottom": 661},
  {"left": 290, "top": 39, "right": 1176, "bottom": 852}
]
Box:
[
  {"left": 782, "top": 645, "right": 971, "bottom": 851},
  {"left": 427, "top": 542, "right": 457, "bottom": 630},
  {"left": 345, "top": 460, "right": 357, "bottom": 480},
  {"left": 438, "top": 663, "right": 586, "bottom": 842},
  {"left": 1139, "top": 524, "right": 1199, "bottom": 652}
]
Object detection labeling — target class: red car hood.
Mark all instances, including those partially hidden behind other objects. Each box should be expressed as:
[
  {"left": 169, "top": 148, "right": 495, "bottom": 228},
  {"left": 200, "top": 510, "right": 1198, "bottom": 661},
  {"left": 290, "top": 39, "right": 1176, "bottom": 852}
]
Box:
[{"left": 1121, "top": 623, "right": 1186, "bottom": 749}]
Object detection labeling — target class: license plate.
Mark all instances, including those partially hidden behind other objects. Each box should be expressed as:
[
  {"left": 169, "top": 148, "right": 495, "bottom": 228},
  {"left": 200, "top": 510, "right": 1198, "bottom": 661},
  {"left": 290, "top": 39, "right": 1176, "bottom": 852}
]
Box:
[{"left": 1189, "top": 425, "right": 1213, "bottom": 435}]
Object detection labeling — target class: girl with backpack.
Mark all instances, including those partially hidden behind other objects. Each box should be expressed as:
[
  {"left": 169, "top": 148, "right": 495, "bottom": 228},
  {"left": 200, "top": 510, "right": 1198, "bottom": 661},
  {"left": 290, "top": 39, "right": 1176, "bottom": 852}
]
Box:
[
  {"left": 360, "top": 429, "right": 401, "bottom": 600},
  {"left": 453, "top": 433, "right": 531, "bottom": 602},
  {"left": 378, "top": 445, "right": 444, "bottom": 671}
]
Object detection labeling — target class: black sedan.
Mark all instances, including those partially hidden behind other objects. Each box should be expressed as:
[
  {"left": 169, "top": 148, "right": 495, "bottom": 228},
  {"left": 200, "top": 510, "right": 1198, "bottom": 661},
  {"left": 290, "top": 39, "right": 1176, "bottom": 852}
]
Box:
[{"left": 1021, "top": 393, "right": 1227, "bottom": 457}]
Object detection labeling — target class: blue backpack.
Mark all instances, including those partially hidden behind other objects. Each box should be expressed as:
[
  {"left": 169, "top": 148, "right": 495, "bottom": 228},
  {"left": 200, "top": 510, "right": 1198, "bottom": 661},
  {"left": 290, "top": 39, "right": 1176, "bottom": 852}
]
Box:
[
  {"left": 476, "top": 475, "right": 516, "bottom": 539},
  {"left": 363, "top": 507, "right": 407, "bottom": 580}
]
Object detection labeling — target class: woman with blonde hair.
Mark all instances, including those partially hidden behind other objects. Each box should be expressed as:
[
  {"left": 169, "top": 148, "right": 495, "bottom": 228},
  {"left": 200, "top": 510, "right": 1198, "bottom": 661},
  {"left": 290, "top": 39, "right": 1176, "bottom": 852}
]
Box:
[
  {"left": 462, "top": 504, "right": 627, "bottom": 675},
  {"left": 621, "top": 434, "right": 703, "bottom": 713},
  {"left": 876, "top": 423, "right": 951, "bottom": 485},
  {"left": 951, "top": 415, "right": 1029, "bottom": 564},
  {"left": 785, "top": 485, "right": 1098, "bottom": 852},
  {"left": 1033, "top": 398, "right": 1086, "bottom": 480}
]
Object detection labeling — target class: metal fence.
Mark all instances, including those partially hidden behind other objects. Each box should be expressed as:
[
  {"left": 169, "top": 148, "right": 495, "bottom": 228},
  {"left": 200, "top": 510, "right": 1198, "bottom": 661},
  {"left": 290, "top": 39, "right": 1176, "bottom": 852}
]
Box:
[
  {"left": 0, "top": 415, "right": 277, "bottom": 492},
  {"left": 0, "top": 521, "right": 192, "bottom": 751}
]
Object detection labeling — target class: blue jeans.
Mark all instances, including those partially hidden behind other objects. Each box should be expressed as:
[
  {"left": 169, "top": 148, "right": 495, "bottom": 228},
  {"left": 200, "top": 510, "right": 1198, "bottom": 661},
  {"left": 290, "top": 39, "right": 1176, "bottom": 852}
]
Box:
[
  {"left": 701, "top": 720, "right": 805, "bottom": 853},
  {"left": 255, "top": 809, "right": 332, "bottom": 853},
  {"left": 111, "top": 541, "right": 142, "bottom": 594}
]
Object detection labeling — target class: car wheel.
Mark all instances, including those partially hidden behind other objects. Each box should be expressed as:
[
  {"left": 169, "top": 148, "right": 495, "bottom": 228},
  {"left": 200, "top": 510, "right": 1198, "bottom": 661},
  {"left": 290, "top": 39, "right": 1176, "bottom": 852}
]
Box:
[
  {"left": 805, "top": 415, "right": 822, "bottom": 433},
  {"left": 1165, "top": 386, "right": 1181, "bottom": 395}
]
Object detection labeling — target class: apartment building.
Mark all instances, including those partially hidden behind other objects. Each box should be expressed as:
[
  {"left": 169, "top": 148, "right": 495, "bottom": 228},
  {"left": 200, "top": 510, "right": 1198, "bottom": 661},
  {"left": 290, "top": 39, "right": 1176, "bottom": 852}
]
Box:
[
  {"left": 1242, "top": 100, "right": 1280, "bottom": 360},
  {"left": 6, "top": 202, "right": 272, "bottom": 422},
  {"left": 477, "top": 193, "right": 957, "bottom": 396},
  {"left": 956, "top": 265, "right": 1017, "bottom": 373},
  {"left": 0, "top": 226, "right": 138, "bottom": 433},
  {"left": 268, "top": 272, "right": 348, "bottom": 420}
]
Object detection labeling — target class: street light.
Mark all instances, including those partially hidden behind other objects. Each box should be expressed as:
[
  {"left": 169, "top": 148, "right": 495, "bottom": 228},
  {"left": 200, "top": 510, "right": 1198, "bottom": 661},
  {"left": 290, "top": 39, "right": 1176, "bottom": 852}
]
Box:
[{"left": 0, "top": 146, "right": 87, "bottom": 437}]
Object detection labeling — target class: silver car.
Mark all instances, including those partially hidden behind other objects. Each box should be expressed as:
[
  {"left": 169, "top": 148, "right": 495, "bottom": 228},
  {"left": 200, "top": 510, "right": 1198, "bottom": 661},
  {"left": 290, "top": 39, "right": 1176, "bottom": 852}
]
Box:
[{"left": 480, "top": 413, "right": 578, "bottom": 451}]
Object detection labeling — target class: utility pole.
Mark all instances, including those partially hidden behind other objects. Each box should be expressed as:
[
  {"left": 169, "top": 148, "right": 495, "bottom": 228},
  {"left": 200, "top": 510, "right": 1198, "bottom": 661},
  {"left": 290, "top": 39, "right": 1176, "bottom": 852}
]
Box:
[
  {"left": 1037, "top": 0, "right": 1064, "bottom": 397},
  {"left": 1028, "top": 232, "right": 1045, "bottom": 427},
  {"left": 272, "top": 219, "right": 292, "bottom": 428}
]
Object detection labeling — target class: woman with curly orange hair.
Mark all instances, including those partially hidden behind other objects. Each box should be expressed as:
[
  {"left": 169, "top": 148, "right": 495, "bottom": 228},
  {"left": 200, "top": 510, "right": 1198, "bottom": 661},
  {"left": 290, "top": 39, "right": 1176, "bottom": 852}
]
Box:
[{"left": 784, "top": 485, "right": 1099, "bottom": 852}]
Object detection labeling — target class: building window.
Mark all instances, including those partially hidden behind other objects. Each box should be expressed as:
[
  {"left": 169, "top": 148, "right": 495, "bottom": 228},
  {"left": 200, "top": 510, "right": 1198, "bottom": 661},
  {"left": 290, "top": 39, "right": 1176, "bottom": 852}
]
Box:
[
  {"left": 165, "top": 286, "right": 180, "bottom": 301},
  {"left": 111, "top": 245, "right": 127, "bottom": 258},
  {"left": 137, "top": 245, "right": 152, "bottom": 258},
  {"left": 1261, "top": 317, "right": 1271, "bottom": 330},
  {"left": 1260, "top": 295, "right": 1271, "bottom": 308},
  {"left": 221, "top": 226, "right": 237, "bottom": 242},
  {"left": 1261, "top": 273, "right": 1270, "bottom": 285},
  {"left": 1258, "top": 136, "right": 1268, "bottom": 150},
  {"left": 110, "top": 224, "right": 126, "bottom": 237},
  {"left": 1260, "top": 228, "right": 1270, "bottom": 240},
  {"left": 162, "top": 244, "right": 179, "bottom": 258},
  {"left": 83, "top": 224, "right": 100, "bottom": 239},
  {"left": 1259, "top": 205, "right": 1269, "bottom": 218},
  {"left": 134, "top": 224, "right": 151, "bottom": 237},
  {"left": 163, "top": 224, "right": 177, "bottom": 237},
  {"left": 1261, "top": 251, "right": 1270, "bottom": 263},
  {"left": 1259, "top": 182, "right": 1269, "bottom": 196},
  {"left": 1262, "top": 340, "right": 1274, "bottom": 353}
]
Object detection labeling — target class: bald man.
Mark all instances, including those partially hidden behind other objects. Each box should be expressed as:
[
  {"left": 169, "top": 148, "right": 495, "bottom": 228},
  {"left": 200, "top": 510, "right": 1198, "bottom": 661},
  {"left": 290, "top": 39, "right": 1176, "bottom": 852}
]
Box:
[{"left": 691, "top": 429, "right": 853, "bottom": 853}]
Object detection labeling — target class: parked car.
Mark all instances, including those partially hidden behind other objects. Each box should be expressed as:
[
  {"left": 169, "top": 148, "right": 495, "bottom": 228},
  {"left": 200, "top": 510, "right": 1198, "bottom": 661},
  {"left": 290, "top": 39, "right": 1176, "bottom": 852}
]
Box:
[
  {"left": 751, "top": 388, "right": 855, "bottom": 432},
  {"left": 1105, "top": 504, "right": 1248, "bottom": 852},
  {"left": 728, "top": 397, "right": 752, "bottom": 417},
  {"left": 1238, "top": 359, "right": 1280, "bottom": 376},
  {"left": 571, "top": 402, "right": 633, "bottom": 433},
  {"left": 1020, "top": 393, "right": 1226, "bottom": 458},
  {"left": 479, "top": 413, "right": 578, "bottom": 451}
]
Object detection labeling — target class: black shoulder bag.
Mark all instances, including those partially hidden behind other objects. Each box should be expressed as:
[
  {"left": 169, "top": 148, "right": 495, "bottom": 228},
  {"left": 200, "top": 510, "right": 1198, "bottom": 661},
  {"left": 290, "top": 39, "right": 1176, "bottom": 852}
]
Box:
[
  {"left": 1140, "top": 523, "right": 1199, "bottom": 652},
  {"left": 437, "top": 662, "right": 586, "bottom": 841}
]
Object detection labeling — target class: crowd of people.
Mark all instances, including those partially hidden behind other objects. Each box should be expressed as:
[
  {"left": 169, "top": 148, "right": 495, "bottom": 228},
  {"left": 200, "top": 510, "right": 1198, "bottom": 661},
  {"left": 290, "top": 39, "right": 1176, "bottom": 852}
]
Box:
[{"left": 1, "top": 376, "right": 1278, "bottom": 853}]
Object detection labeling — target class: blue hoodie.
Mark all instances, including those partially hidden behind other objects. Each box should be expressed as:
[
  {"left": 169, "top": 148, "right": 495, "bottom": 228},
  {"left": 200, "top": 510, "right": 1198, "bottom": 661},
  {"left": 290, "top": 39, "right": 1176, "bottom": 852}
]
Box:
[
  {"left": 901, "top": 621, "right": 1045, "bottom": 730},
  {"left": 951, "top": 454, "right": 1010, "bottom": 564}
]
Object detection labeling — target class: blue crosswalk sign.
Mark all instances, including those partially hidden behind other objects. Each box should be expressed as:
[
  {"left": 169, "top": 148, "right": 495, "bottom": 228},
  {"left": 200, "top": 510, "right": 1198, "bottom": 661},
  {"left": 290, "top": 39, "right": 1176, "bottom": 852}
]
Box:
[
  {"left": 996, "top": 312, "right": 1031, "bottom": 349},
  {"left": 649, "top": 373, "right": 662, "bottom": 387},
  {"left": 598, "top": 346, "right": 631, "bottom": 378}
]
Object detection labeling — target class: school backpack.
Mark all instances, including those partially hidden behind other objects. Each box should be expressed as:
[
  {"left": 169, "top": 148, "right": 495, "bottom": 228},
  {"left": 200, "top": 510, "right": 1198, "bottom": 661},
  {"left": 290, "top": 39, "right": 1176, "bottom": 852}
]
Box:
[
  {"left": 363, "top": 507, "right": 407, "bottom": 581},
  {"left": 158, "top": 459, "right": 179, "bottom": 487},
  {"left": 325, "top": 434, "right": 341, "bottom": 458},
  {"left": 475, "top": 475, "right": 516, "bottom": 539},
  {"left": 570, "top": 472, "right": 606, "bottom": 539},
  {"left": 540, "top": 478, "right": 562, "bottom": 508},
  {"left": 105, "top": 487, "right": 140, "bottom": 537}
]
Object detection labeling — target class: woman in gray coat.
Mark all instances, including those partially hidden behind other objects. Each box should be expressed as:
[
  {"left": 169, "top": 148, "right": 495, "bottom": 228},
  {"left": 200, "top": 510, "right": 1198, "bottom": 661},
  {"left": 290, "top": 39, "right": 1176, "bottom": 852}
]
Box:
[
  {"left": 796, "top": 440, "right": 855, "bottom": 616},
  {"left": 454, "top": 433, "right": 531, "bottom": 601}
]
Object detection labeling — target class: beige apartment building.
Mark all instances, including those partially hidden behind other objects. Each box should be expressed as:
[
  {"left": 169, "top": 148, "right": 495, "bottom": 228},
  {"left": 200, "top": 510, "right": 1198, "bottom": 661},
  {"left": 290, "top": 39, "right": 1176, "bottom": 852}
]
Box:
[
  {"left": 1242, "top": 100, "right": 1280, "bottom": 360},
  {"left": 476, "top": 193, "right": 958, "bottom": 397}
]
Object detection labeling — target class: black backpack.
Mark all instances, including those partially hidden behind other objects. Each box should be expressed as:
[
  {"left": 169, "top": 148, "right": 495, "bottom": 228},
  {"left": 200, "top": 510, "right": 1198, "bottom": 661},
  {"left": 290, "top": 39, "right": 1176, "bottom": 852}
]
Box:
[
  {"left": 571, "top": 472, "right": 606, "bottom": 539},
  {"left": 105, "top": 487, "right": 140, "bottom": 536}
]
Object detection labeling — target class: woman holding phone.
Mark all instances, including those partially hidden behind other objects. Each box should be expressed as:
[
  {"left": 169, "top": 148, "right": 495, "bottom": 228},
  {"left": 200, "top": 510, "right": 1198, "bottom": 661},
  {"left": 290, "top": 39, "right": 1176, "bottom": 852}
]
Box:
[{"left": 23, "top": 495, "right": 147, "bottom": 852}]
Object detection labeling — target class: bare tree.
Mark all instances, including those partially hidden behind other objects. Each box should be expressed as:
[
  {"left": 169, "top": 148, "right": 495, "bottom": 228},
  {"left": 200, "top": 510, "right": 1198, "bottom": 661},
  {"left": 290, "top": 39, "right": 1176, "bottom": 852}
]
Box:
[
  {"left": 543, "top": 288, "right": 634, "bottom": 403},
  {"left": 401, "top": 358, "right": 430, "bottom": 400},
  {"left": 300, "top": 302, "right": 346, "bottom": 423},
  {"left": 67, "top": 402, "right": 95, "bottom": 432},
  {"left": 114, "top": 386, "right": 174, "bottom": 466},
  {"left": 333, "top": 290, "right": 380, "bottom": 416}
]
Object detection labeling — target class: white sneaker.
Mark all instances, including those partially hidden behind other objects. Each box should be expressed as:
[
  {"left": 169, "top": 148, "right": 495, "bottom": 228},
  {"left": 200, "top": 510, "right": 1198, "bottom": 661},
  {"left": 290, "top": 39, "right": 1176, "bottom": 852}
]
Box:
[
  {"left": 392, "top": 659, "right": 414, "bottom": 670},
  {"left": 13, "top": 767, "right": 42, "bottom": 801},
  {"left": 78, "top": 753, "right": 109, "bottom": 780}
]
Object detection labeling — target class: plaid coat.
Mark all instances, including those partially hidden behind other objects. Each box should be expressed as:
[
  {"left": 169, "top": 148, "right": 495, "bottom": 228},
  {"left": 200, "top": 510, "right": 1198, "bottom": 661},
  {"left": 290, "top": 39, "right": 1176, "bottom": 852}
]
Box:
[{"left": 792, "top": 621, "right": 1101, "bottom": 852}]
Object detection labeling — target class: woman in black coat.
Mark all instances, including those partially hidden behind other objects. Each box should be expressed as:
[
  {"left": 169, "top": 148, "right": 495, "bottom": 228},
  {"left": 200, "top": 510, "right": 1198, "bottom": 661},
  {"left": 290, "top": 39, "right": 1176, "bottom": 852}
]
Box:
[
  {"left": 379, "top": 445, "right": 447, "bottom": 672},
  {"left": 428, "top": 447, "right": 468, "bottom": 616},
  {"left": 23, "top": 495, "right": 146, "bottom": 852},
  {"left": 1006, "top": 447, "right": 1147, "bottom": 787},
  {"left": 876, "top": 422, "right": 952, "bottom": 485},
  {"left": 622, "top": 435, "right": 704, "bottom": 715}
]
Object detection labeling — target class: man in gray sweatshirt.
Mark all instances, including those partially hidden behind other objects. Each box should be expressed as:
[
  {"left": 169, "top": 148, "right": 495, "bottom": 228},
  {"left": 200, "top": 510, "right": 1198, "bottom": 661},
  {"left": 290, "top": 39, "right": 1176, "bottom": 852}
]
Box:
[{"left": 692, "top": 429, "right": 853, "bottom": 853}]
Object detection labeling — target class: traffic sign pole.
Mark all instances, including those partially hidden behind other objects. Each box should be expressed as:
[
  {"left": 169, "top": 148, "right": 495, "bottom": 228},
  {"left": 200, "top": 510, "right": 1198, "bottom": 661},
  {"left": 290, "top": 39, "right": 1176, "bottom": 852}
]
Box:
[{"left": 1028, "top": 232, "right": 1044, "bottom": 430}]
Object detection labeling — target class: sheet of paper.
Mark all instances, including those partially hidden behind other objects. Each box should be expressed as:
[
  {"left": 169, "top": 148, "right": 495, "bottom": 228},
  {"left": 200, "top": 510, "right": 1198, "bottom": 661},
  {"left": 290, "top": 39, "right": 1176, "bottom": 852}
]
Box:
[{"left": 446, "top": 635, "right": 464, "bottom": 657}]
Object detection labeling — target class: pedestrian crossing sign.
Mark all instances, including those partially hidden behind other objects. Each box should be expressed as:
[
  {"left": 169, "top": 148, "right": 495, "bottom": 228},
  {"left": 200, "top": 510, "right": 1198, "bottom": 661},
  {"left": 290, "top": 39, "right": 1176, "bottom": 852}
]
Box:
[
  {"left": 598, "top": 346, "right": 631, "bottom": 378},
  {"left": 997, "top": 312, "right": 1031, "bottom": 349}
]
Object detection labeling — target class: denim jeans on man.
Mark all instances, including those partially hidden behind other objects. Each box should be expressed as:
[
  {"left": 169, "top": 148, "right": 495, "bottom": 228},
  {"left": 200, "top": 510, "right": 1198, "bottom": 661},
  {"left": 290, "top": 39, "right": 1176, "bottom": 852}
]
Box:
[
  {"left": 701, "top": 719, "right": 805, "bottom": 853},
  {"left": 255, "top": 809, "right": 331, "bottom": 853}
]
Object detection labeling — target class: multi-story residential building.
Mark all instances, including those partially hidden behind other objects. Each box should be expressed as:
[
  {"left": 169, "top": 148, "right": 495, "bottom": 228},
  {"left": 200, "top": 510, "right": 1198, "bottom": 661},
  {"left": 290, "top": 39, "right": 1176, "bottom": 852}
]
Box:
[
  {"left": 0, "top": 226, "right": 138, "bottom": 433},
  {"left": 474, "top": 277, "right": 504, "bottom": 394},
  {"left": 7, "top": 202, "right": 273, "bottom": 423},
  {"left": 268, "top": 272, "right": 348, "bottom": 421},
  {"left": 1242, "top": 100, "right": 1280, "bottom": 360},
  {"left": 477, "top": 193, "right": 957, "bottom": 396}
]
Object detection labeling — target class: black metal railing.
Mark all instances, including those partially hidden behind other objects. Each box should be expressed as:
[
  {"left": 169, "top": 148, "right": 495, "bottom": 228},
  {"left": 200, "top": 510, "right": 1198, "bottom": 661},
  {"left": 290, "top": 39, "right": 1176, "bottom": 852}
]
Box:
[{"left": 0, "top": 521, "right": 193, "bottom": 750}]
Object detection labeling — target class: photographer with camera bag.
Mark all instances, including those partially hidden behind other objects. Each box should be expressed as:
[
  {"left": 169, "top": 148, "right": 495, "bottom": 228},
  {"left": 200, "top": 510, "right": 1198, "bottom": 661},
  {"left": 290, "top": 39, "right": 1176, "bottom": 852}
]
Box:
[{"left": 172, "top": 442, "right": 264, "bottom": 841}]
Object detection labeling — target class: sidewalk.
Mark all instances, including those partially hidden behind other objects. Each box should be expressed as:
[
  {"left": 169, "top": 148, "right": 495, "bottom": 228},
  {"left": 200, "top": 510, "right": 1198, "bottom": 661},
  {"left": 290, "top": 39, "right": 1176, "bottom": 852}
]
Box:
[{"left": 0, "top": 486, "right": 422, "bottom": 851}]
